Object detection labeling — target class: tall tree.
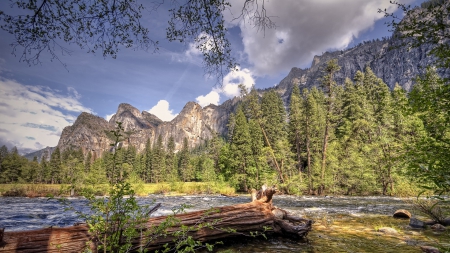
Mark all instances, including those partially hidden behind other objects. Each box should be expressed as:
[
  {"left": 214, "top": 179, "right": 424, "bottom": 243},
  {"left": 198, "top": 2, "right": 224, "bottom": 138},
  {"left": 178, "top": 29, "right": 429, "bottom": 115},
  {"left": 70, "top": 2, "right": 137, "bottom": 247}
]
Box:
[
  {"left": 152, "top": 135, "right": 166, "bottom": 183},
  {"left": 0, "top": 145, "right": 8, "bottom": 177},
  {"left": 144, "top": 138, "right": 152, "bottom": 183},
  {"left": 301, "top": 87, "right": 326, "bottom": 194},
  {"left": 49, "top": 147, "right": 62, "bottom": 184},
  {"left": 408, "top": 67, "right": 450, "bottom": 195},
  {"left": 319, "top": 59, "right": 340, "bottom": 195},
  {"left": 289, "top": 85, "right": 304, "bottom": 182},
  {"left": 228, "top": 107, "right": 253, "bottom": 191},
  {"left": 179, "top": 137, "right": 191, "bottom": 182}
]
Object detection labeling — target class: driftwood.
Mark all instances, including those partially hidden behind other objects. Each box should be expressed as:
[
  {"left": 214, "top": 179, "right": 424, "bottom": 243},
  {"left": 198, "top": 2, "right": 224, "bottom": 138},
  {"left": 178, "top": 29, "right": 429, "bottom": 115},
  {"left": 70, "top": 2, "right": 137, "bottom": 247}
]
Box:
[{"left": 0, "top": 186, "right": 312, "bottom": 252}]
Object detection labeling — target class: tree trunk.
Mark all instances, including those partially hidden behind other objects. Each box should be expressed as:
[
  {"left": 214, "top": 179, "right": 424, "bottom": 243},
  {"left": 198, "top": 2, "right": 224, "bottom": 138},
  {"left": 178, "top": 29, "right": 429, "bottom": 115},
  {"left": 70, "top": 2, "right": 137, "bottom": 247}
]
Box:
[{"left": 0, "top": 187, "right": 312, "bottom": 253}]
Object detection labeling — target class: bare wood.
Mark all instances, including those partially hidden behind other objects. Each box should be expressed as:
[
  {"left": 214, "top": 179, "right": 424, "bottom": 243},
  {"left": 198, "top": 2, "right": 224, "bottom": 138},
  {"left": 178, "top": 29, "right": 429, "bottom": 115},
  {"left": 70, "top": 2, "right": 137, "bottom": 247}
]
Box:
[{"left": 0, "top": 186, "right": 312, "bottom": 252}]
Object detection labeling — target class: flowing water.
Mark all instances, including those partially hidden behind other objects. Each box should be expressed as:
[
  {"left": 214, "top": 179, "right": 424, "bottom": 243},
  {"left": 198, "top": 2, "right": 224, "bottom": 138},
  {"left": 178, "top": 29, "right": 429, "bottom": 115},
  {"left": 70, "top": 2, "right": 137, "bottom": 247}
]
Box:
[{"left": 1, "top": 195, "right": 449, "bottom": 252}]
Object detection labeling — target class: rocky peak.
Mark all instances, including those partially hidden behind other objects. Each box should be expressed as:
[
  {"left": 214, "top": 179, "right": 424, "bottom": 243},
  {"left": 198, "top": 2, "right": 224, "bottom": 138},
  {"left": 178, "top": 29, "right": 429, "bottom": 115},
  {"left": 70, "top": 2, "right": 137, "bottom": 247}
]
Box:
[
  {"left": 58, "top": 112, "right": 112, "bottom": 155},
  {"left": 109, "top": 103, "right": 153, "bottom": 131},
  {"left": 142, "top": 111, "right": 163, "bottom": 128}
]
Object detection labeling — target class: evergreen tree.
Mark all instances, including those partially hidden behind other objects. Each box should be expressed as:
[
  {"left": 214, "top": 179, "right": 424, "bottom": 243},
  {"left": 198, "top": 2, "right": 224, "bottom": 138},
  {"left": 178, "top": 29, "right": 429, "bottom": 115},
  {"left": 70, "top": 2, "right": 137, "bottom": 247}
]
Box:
[
  {"left": 179, "top": 137, "right": 191, "bottom": 182},
  {"left": 229, "top": 107, "right": 253, "bottom": 191},
  {"left": 302, "top": 87, "right": 326, "bottom": 194},
  {"left": 289, "top": 85, "right": 304, "bottom": 182},
  {"left": 0, "top": 147, "right": 25, "bottom": 183},
  {"left": 166, "top": 136, "right": 178, "bottom": 182},
  {"left": 319, "top": 59, "right": 340, "bottom": 195},
  {"left": 408, "top": 67, "right": 450, "bottom": 194},
  {"left": 49, "top": 147, "right": 62, "bottom": 184},
  {"left": 152, "top": 135, "right": 165, "bottom": 183},
  {"left": 0, "top": 145, "right": 8, "bottom": 176},
  {"left": 261, "top": 90, "right": 287, "bottom": 145},
  {"left": 144, "top": 138, "right": 152, "bottom": 183}
]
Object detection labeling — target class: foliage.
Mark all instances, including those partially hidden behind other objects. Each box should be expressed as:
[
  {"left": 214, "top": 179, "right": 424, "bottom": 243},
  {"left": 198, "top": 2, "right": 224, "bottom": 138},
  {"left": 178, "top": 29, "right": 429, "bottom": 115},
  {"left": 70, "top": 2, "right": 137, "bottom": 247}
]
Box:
[
  {"left": 408, "top": 67, "right": 450, "bottom": 196},
  {"left": 0, "top": 0, "right": 155, "bottom": 66}
]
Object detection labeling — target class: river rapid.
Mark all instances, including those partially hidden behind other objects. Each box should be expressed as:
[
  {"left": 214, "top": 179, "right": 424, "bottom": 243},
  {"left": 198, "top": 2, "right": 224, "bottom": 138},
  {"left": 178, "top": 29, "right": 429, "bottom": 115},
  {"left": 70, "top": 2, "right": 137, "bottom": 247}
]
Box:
[{"left": 1, "top": 195, "right": 448, "bottom": 252}]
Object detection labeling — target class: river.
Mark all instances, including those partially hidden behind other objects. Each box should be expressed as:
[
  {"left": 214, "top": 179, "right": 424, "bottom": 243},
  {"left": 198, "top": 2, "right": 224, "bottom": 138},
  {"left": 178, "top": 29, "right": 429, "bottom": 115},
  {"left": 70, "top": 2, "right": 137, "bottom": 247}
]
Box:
[{"left": 1, "top": 195, "right": 448, "bottom": 252}]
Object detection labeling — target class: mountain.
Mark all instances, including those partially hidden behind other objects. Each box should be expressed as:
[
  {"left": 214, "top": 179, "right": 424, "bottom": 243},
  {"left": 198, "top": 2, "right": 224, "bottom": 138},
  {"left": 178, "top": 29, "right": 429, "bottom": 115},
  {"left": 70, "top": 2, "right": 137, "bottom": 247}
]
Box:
[
  {"left": 276, "top": 37, "right": 449, "bottom": 103},
  {"left": 24, "top": 146, "right": 56, "bottom": 162},
  {"left": 54, "top": 99, "right": 240, "bottom": 156},
  {"left": 27, "top": 9, "right": 449, "bottom": 158}
]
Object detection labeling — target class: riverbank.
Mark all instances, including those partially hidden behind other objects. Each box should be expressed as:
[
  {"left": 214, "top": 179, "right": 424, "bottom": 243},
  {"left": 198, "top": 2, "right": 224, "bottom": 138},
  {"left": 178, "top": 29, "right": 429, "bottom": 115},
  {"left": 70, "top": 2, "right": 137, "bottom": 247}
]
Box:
[
  {"left": 0, "top": 182, "right": 236, "bottom": 197},
  {"left": 1, "top": 195, "right": 448, "bottom": 252}
]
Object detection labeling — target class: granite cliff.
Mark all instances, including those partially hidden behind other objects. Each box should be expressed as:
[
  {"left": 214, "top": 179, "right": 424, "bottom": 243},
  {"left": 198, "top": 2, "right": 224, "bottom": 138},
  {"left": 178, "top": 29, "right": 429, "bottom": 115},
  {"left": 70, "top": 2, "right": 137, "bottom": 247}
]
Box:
[{"left": 56, "top": 99, "right": 240, "bottom": 156}]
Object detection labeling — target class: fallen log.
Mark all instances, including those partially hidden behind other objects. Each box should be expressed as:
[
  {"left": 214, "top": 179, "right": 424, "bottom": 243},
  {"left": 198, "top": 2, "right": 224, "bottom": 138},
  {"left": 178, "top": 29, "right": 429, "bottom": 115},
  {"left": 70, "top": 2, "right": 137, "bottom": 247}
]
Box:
[{"left": 0, "top": 186, "right": 313, "bottom": 252}]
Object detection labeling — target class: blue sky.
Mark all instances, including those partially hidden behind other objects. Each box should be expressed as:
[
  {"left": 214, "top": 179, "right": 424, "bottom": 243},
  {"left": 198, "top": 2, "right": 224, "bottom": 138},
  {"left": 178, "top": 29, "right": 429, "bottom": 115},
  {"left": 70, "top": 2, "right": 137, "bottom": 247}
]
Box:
[{"left": 0, "top": 0, "right": 424, "bottom": 154}]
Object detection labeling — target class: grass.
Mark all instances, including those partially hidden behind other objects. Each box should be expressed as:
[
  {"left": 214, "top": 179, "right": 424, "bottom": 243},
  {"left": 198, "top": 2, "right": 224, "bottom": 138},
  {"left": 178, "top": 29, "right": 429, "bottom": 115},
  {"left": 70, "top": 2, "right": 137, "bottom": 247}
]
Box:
[
  {"left": 0, "top": 184, "right": 63, "bottom": 197},
  {"left": 0, "top": 182, "right": 236, "bottom": 197}
]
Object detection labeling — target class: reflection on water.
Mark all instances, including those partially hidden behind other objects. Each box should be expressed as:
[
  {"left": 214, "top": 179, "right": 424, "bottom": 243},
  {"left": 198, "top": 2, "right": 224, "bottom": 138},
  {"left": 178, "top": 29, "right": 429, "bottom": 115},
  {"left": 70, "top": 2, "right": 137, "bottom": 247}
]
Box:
[{"left": 1, "top": 195, "right": 448, "bottom": 252}]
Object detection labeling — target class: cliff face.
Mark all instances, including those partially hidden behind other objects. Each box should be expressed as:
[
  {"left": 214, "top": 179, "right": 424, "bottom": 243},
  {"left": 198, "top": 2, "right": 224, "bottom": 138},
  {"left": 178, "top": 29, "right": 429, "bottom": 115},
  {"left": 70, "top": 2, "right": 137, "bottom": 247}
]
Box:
[
  {"left": 57, "top": 112, "right": 113, "bottom": 158},
  {"left": 277, "top": 37, "right": 449, "bottom": 102},
  {"left": 55, "top": 99, "right": 239, "bottom": 155}
]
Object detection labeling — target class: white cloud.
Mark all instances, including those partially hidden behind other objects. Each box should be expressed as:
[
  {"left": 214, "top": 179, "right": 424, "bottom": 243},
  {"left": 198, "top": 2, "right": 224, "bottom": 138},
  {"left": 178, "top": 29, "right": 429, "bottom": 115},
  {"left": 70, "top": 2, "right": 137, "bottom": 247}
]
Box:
[
  {"left": 195, "top": 67, "right": 255, "bottom": 106},
  {"left": 0, "top": 78, "right": 93, "bottom": 153},
  {"left": 221, "top": 67, "right": 255, "bottom": 97},
  {"left": 196, "top": 90, "right": 220, "bottom": 107},
  {"left": 225, "top": 0, "right": 414, "bottom": 75},
  {"left": 105, "top": 113, "right": 115, "bottom": 122},
  {"left": 147, "top": 100, "right": 178, "bottom": 122}
]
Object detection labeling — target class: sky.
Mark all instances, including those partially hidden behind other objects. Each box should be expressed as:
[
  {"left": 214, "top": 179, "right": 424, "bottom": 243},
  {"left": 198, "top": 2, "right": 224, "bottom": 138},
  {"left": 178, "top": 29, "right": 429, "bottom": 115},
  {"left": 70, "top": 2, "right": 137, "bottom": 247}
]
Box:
[{"left": 0, "top": 0, "right": 425, "bottom": 154}]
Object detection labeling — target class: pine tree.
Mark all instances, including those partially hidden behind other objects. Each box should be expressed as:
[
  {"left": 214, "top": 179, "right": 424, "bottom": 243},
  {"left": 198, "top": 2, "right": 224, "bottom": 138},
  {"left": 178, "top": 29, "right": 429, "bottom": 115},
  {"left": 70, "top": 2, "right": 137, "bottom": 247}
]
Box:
[
  {"left": 289, "top": 85, "right": 304, "bottom": 182},
  {"left": 408, "top": 67, "right": 450, "bottom": 194},
  {"left": 319, "top": 59, "right": 340, "bottom": 195},
  {"left": 302, "top": 87, "right": 326, "bottom": 194},
  {"left": 0, "top": 145, "right": 8, "bottom": 176},
  {"left": 229, "top": 107, "right": 253, "bottom": 191},
  {"left": 255, "top": 89, "right": 287, "bottom": 183},
  {"left": 0, "top": 147, "right": 24, "bottom": 183},
  {"left": 49, "top": 147, "right": 62, "bottom": 184},
  {"left": 179, "top": 137, "right": 191, "bottom": 182},
  {"left": 152, "top": 135, "right": 166, "bottom": 183},
  {"left": 166, "top": 136, "right": 178, "bottom": 182},
  {"left": 144, "top": 138, "right": 152, "bottom": 183}
]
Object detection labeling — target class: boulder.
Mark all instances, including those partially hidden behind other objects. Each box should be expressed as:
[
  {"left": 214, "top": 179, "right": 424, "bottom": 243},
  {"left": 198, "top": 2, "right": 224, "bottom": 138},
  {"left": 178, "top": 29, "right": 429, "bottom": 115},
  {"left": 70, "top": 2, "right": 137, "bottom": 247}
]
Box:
[
  {"left": 430, "top": 224, "right": 446, "bottom": 231},
  {"left": 442, "top": 218, "right": 450, "bottom": 226},
  {"left": 420, "top": 245, "right": 440, "bottom": 253},
  {"left": 410, "top": 218, "right": 426, "bottom": 228},
  {"left": 393, "top": 209, "right": 411, "bottom": 219}
]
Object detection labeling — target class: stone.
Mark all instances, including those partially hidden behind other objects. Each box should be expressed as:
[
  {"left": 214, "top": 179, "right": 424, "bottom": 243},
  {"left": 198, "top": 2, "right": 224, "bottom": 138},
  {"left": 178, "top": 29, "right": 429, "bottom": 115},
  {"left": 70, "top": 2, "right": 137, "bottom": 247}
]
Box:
[
  {"left": 410, "top": 218, "right": 426, "bottom": 229},
  {"left": 378, "top": 227, "right": 398, "bottom": 235},
  {"left": 430, "top": 224, "right": 446, "bottom": 231},
  {"left": 420, "top": 245, "right": 440, "bottom": 253},
  {"left": 442, "top": 218, "right": 450, "bottom": 226},
  {"left": 393, "top": 209, "right": 412, "bottom": 219}
]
